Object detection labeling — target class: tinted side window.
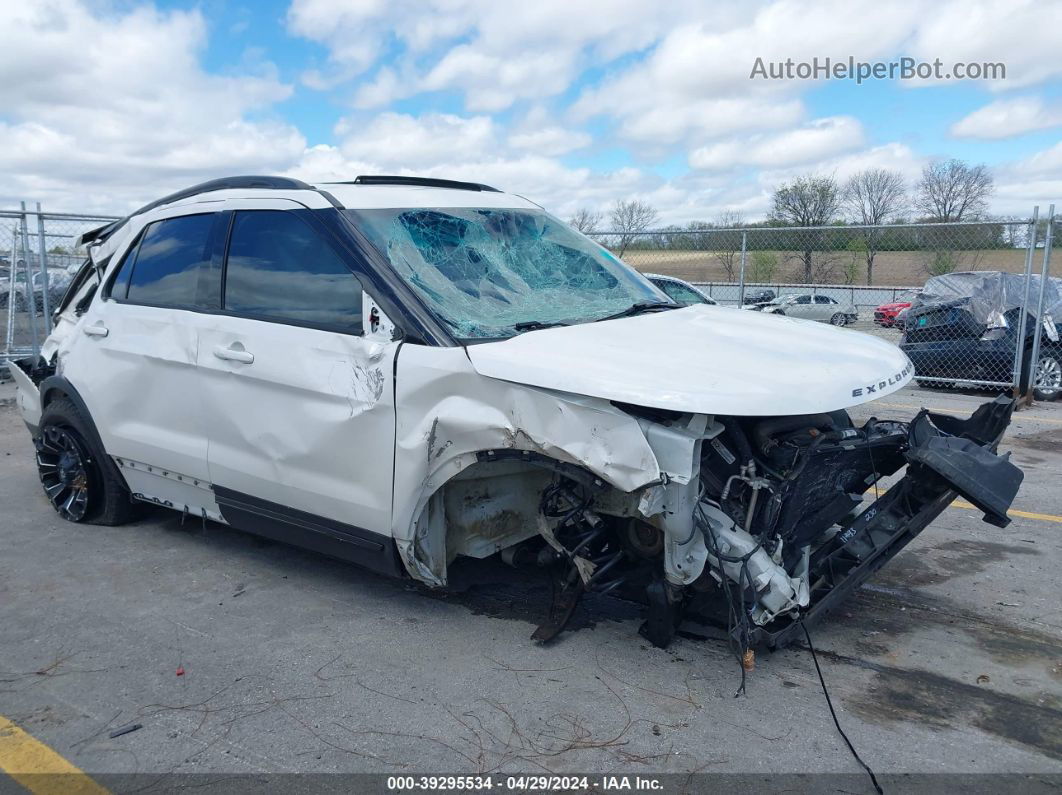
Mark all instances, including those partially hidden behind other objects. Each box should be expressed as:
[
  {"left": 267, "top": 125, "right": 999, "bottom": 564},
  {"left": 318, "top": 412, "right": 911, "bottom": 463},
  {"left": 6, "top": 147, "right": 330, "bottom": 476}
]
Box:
[
  {"left": 224, "top": 211, "right": 362, "bottom": 332},
  {"left": 796, "top": 295, "right": 811, "bottom": 304},
  {"left": 814, "top": 295, "right": 832, "bottom": 304},
  {"left": 655, "top": 280, "right": 704, "bottom": 306},
  {"left": 126, "top": 215, "right": 215, "bottom": 307},
  {"left": 109, "top": 243, "right": 138, "bottom": 300}
]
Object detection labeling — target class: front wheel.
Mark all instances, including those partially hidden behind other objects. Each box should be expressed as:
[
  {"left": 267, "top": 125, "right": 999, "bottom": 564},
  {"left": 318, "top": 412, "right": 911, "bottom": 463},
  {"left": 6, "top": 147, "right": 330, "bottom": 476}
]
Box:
[
  {"left": 36, "top": 397, "right": 142, "bottom": 525},
  {"left": 830, "top": 313, "right": 847, "bottom": 326},
  {"left": 1033, "top": 351, "right": 1062, "bottom": 401}
]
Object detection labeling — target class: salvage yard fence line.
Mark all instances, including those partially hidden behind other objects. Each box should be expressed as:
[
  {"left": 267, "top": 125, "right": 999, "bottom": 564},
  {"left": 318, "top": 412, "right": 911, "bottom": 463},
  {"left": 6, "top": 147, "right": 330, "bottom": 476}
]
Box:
[
  {"left": 0, "top": 203, "right": 1059, "bottom": 397},
  {"left": 0, "top": 204, "right": 119, "bottom": 367}
]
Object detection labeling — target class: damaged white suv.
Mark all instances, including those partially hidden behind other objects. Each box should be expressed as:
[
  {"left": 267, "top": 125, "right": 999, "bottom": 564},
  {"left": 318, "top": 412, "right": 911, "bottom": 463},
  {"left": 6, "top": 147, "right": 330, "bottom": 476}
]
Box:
[{"left": 9, "top": 175, "right": 1023, "bottom": 651}]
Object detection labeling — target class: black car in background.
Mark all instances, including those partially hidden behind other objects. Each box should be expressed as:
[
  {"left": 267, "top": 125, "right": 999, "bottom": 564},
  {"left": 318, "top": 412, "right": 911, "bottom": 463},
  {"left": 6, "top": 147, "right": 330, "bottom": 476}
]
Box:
[
  {"left": 742, "top": 288, "right": 775, "bottom": 305},
  {"left": 900, "top": 272, "right": 1061, "bottom": 400}
]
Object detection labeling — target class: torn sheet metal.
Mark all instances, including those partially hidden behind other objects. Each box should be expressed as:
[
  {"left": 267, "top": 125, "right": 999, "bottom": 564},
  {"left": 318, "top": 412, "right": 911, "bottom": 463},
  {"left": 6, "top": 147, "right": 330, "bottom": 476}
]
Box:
[{"left": 391, "top": 344, "right": 664, "bottom": 584}]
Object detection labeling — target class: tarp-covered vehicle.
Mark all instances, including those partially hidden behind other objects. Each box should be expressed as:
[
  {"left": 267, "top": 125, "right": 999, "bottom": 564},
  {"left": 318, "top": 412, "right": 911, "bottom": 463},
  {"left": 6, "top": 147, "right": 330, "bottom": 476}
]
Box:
[
  {"left": 8, "top": 176, "right": 1023, "bottom": 655},
  {"left": 901, "top": 271, "right": 1062, "bottom": 399}
]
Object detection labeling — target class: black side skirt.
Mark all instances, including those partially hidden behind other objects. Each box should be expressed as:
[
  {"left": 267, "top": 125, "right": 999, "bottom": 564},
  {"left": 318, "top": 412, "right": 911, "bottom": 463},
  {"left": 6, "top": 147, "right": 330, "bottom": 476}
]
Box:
[{"left": 212, "top": 487, "right": 403, "bottom": 578}]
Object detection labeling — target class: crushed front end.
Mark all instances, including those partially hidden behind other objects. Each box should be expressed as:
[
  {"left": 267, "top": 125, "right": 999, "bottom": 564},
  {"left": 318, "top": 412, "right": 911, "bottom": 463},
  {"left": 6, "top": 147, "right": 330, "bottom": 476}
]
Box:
[{"left": 519, "top": 396, "right": 1022, "bottom": 651}]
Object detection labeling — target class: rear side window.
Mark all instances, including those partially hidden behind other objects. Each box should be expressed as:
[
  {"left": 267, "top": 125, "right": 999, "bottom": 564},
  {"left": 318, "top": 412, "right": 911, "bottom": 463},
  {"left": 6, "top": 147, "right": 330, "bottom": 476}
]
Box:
[
  {"left": 814, "top": 295, "right": 832, "bottom": 304},
  {"left": 121, "top": 214, "right": 215, "bottom": 307},
  {"left": 223, "top": 211, "right": 362, "bottom": 332}
]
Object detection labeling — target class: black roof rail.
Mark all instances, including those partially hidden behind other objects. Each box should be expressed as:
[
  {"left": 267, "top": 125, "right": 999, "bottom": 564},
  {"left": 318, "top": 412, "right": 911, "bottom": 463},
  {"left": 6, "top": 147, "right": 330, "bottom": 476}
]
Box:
[
  {"left": 81, "top": 176, "right": 316, "bottom": 247},
  {"left": 129, "top": 176, "right": 314, "bottom": 217},
  {"left": 342, "top": 175, "right": 501, "bottom": 193}
]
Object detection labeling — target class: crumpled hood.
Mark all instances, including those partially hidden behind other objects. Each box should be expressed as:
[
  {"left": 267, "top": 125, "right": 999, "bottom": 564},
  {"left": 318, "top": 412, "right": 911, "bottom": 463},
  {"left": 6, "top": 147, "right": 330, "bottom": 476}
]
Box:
[{"left": 466, "top": 305, "right": 913, "bottom": 416}]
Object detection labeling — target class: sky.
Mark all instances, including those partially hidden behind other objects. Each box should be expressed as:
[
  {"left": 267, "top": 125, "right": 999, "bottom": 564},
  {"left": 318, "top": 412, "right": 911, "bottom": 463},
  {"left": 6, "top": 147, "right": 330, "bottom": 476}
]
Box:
[{"left": 1, "top": 0, "right": 1060, "bottom": 223}]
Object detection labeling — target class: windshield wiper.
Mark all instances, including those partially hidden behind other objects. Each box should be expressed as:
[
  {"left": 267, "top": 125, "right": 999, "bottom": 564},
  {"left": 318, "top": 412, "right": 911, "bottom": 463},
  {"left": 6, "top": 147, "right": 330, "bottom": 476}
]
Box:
[
  {"left": 594, "top": 300, "right": 676, "bottom": 323},
  {"left": 509, "top": 320, "right": 568, "bottom": 332}
]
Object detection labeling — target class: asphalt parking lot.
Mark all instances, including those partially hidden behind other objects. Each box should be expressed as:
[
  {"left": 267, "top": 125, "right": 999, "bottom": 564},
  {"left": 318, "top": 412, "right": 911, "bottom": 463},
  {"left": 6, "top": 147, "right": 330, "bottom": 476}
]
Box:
[{"left": 0, "top": 381, "right": 1060, "bottom": 789}]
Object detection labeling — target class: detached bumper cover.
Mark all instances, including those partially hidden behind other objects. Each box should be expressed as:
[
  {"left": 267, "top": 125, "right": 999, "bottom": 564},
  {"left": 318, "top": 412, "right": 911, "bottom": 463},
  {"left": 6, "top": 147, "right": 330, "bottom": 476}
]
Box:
[{"left": 749, "top": 395, "right": 1022, "bottom": 649}]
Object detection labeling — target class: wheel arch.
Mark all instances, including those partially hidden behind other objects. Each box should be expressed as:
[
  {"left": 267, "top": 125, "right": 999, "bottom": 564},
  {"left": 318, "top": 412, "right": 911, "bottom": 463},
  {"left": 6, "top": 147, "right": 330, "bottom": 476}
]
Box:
[
  {"left": 38, "top": 376, "right": 131, "bottom": 490},
  {"left": 398, "top": 447, "right": 636, "bottom": 587}
]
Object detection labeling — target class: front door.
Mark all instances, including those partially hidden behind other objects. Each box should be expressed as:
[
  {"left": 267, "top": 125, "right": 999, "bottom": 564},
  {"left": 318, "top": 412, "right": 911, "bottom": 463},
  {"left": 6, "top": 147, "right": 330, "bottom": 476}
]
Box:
[
  {"left": 196, "top": 208, "right": 398, "bottom": 551},
  {"left": 789, "top": 294, "right": 813, "bottom": 319}
]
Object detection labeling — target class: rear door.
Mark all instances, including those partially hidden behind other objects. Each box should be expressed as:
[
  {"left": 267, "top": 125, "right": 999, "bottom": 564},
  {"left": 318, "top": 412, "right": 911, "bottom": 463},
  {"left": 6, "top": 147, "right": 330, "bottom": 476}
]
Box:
[
  {"left": 63, "top": 209, "right": 222, "bottom": 482},
  {"left": 197, "top": 206, "right": 399, "bottom": 559}
]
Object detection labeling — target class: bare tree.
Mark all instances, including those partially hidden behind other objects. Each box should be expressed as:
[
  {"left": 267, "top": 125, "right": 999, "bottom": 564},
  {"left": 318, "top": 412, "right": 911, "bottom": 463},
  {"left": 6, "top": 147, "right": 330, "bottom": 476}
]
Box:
[
  {"left": 568, "top": 208, "right": 603, "bottom": 234},
  {"left": 916, "top": 158, "right": 994, "bottom": 221},
  {"left": 710, "top": 211, "right": 744, "bottom": 280},
  {"left": 771, "top": 175, "right": 841, "bottom": 283},
  {"left": 609, "top": 199, "right": 658, "bottom": 257},
  {"left": 843, "top": 168, "right": 906, "bottom": 285}
]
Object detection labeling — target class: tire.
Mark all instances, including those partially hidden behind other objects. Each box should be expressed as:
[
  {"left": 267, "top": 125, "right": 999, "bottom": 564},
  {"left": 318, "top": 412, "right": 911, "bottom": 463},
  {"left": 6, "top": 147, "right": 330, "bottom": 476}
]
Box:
[
  {"left": 1032, "top": 350, "right": 1062, "bottom": 402},
  {"left": 830, "top": 313, "right": 847, "bottom": 326},
  {"left": 36, "top": 397, "right": 142, "bottom": 525}
]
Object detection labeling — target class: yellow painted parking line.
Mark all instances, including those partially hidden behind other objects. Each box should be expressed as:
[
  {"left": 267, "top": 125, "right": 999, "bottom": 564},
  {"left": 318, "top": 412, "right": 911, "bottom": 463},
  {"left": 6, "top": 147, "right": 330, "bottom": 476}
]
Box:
[
  {"left": 0, "top": 715, "right": 109, "bottom": 795},
  {"left": 951, "top": 499, "right": 1062, "bottom": 524},
  {"left": 871, "top": 401, "right": 1062, "bottom": 425}
]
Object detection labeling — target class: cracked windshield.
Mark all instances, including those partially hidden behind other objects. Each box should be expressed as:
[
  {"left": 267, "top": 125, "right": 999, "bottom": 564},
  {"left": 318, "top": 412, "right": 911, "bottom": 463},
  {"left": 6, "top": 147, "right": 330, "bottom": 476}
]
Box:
[{"left": 348, "top": 207, "right": 666, "bottom": 338}]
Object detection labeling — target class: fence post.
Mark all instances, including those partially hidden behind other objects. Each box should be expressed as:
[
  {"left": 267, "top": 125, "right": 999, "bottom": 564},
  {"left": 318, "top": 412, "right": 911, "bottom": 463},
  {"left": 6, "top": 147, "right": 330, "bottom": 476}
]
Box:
[
  {"left": 5, "top": 227, "right": 16, "bottom": 355},
  {"left": 1012, "top": 206, "right": 1039, "bottom": 400},
  {"left": 737, "top": 232, "right": 747, "bottom": 306},
  {"left": 19, "top": 202, "right": 40, "bottom": 362},
  {"left": 36, "top": 202, "right": 51, "bottom": 335},
  {"left": 1027, "top": 204, "right": 1056, "bottom": 402}
]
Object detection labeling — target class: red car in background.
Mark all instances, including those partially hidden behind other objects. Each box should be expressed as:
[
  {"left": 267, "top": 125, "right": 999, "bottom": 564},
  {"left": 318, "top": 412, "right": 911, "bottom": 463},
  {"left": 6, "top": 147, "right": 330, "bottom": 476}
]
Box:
[{"left": 874, "top": 291, "right": 919, "bottom": 327}]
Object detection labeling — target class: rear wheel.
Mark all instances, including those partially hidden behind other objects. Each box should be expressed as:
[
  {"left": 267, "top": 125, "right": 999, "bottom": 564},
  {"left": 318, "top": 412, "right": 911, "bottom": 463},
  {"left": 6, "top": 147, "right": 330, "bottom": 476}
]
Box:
[
  {"left": 36, "top": 397, "right": 142, "bottom": 525},
  {"left": 830, "top": 313, "right": 847, "bottom": 326}
]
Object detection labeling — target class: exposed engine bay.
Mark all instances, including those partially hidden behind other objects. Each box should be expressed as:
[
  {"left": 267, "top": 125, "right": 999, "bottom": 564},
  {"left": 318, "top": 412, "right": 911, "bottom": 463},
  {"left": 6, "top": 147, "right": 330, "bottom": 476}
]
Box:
[{"left": 495, "top": 396, "right": 1022, "bottom": 658}]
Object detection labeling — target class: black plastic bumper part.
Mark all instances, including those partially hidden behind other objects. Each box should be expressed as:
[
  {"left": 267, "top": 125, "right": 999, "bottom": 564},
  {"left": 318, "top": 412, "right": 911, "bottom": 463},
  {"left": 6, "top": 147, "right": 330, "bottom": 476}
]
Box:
[{"left": 749, "top": 395, "right": 1021, "bottom": 649}]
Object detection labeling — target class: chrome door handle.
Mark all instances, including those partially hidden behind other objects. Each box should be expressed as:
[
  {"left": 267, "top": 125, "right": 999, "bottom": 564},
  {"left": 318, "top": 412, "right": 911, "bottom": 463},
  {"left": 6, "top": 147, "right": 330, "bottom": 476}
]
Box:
[
  {"left": 213, "top": 345, "right": 254, "bottom": 364},
  {"left": 83, "top": 322, "right": 109, "bottom": 337}
]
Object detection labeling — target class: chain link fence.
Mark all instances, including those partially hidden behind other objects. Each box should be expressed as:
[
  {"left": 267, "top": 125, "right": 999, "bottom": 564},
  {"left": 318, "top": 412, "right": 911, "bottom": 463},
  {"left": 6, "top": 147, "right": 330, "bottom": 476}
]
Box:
[
  {"left": 1, "top": 205, "right": 119, "bottom": 371},
  {"left": 592, "top": 210, "right": 1060, "bottom": 396},
  {"left": 2, "top": 201, "right": 1060, "bottom": 399}
]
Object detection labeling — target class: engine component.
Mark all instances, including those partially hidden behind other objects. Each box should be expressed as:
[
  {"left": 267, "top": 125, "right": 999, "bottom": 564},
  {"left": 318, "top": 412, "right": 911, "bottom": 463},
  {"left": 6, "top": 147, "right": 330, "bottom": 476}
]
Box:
[{"left": 696, "top": 501, "right": 809, "bottom": 626}]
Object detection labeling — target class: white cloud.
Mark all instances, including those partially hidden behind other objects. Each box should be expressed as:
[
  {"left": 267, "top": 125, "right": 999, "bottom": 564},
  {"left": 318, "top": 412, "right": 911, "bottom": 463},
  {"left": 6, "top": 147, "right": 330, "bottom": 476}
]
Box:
[
  {"left": 572, "top": 2, "right": 923, "bottom": 147},
  {"left": 689, "top": 117, "right": 864, "bottom": 171},
  {"left": 289, "top": 0, "right": 729, "bottom": 109},
  {"left": 951, "top": 97, "right": 1062, "bottom": 139},
  {"left": 991, "top": 141, "right": 1062, "bottom": 216},
  {"left": 0, "top": 0, "right": 305, "bottom": 212},
  {"left": 2, "top": 0, "right": 1059, "bottom": 226},
  {"left": 908, "top": 0, "right": 1062, "bottom": 90},
  {"left": 335, "top": 113, "right": 497, "bottom": 167},
  {"left": 507, "top": 127, "right": 591, "bottom": 156}
]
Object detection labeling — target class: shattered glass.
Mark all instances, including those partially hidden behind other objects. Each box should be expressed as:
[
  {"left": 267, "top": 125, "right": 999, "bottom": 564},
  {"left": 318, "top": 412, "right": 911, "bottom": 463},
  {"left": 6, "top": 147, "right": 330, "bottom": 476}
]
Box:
[{"left": 347, "top": 207, "right": 665, "bottom": 338}]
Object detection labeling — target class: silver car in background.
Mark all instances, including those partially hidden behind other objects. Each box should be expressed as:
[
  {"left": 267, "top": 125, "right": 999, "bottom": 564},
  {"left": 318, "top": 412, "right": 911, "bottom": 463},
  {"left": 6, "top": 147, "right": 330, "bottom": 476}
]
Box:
[{"left": 759, "top": 293, "right": 858, "bottom": 326}]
